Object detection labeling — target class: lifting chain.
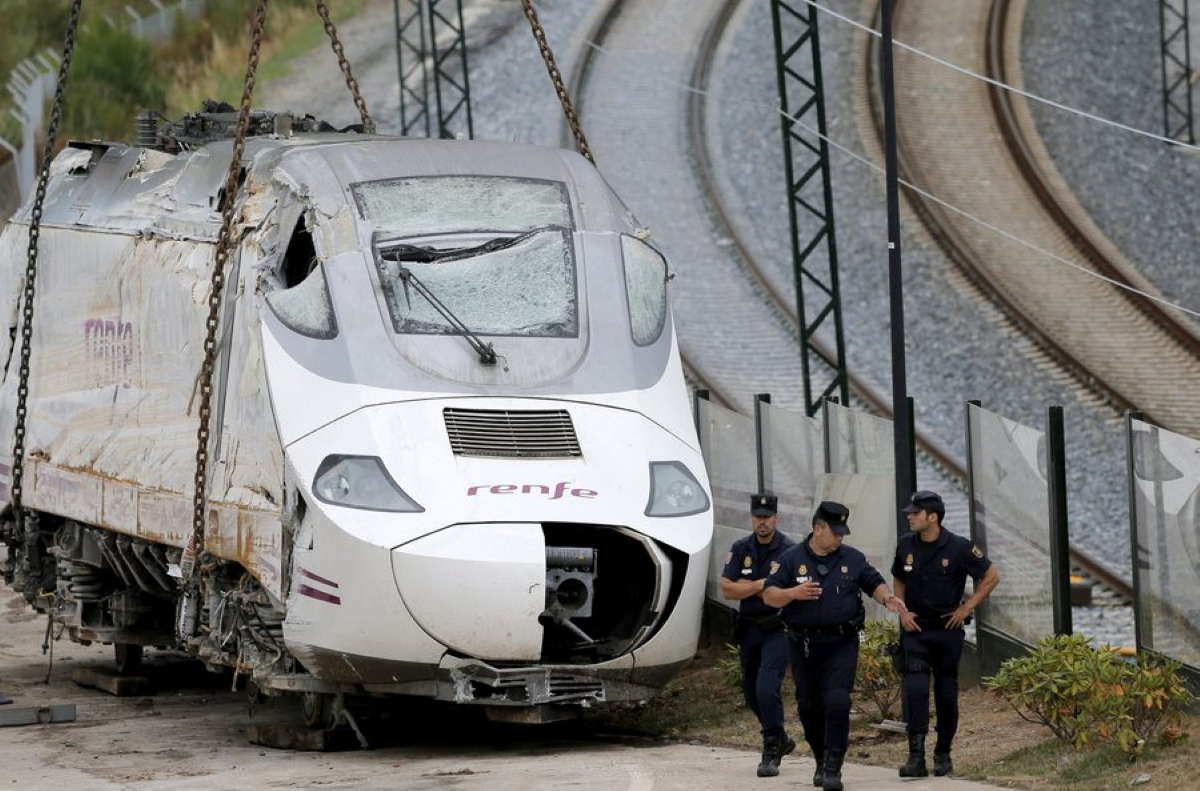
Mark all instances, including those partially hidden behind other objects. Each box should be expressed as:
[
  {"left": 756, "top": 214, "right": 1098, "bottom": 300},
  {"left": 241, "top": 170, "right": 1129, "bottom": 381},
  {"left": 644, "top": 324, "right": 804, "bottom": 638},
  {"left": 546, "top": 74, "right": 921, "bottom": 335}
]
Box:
[
  {"left": 189, "top": 0, "right": 270, "bottom": 578},
  {"left": 520, "top": 0, "right": 594, "bottom": 165},
  {"left": 10, "top": 0, "right": 83, "bottom": 520},
  {"left": 315, "top": 0, "right": 375, "bottom": 134}
]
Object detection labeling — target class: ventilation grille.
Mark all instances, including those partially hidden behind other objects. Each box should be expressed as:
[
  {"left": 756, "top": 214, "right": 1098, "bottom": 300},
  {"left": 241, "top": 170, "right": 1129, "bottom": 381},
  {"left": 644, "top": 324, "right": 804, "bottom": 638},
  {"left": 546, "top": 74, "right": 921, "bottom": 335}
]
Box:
[
  {"left": 444, "top": 408, "right": 582, "bottom": 459},
  {"left": 545, "top": 675, "right": 604, "bottom": 697}
]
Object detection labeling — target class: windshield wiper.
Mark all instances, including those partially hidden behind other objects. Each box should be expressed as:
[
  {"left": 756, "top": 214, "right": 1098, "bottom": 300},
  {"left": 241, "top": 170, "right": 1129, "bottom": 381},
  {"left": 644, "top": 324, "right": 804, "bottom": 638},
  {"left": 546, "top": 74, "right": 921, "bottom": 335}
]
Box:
[
  {"left": 392, "top": 265, "right": 497, "bottom": 365},
  {"left": 379, "top": 230, "right": 537, "bottom": 264}
]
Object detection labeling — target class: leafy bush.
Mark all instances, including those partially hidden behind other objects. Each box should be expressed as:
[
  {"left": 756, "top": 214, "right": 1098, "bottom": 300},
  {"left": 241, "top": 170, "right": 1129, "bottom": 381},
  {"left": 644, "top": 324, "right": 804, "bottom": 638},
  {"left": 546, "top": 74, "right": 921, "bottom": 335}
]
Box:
[
  {"left": 985, "top": 634, "right": 1195, "bottom": 755},
  {"left": 855, "top": 618, "right": 902, "bottom": 721},
  {"left": 1096, "top": 654, "right": 1194, "bottom": 755}
]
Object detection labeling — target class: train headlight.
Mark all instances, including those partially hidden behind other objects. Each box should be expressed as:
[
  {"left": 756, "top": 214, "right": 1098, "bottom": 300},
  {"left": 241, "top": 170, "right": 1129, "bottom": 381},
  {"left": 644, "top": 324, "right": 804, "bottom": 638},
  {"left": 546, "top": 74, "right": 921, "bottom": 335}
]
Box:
[
  {"left": 312, "top": 455, "right": 424, "bottom": 512},
  {"left": 645, "top": 461, "right": 710, "bottom": 517}
]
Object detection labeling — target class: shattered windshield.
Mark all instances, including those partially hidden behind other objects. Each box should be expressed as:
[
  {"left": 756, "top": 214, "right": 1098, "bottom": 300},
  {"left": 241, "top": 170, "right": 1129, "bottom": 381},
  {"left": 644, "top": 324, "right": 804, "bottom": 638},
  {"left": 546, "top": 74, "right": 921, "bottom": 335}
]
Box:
[
  {"left": 352, "top": 175, "right": 572, "bottom": 237},
  {"left": 377, "top": 230, "right": 578, "bottom": 337}
]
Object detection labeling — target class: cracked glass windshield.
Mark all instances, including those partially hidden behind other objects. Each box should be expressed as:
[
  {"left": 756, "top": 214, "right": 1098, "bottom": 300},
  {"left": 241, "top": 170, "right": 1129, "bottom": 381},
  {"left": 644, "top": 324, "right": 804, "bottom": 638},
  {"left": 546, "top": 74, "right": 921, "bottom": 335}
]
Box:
[{"left": 353, "top": 176, "right": 578, "bottom": 338}]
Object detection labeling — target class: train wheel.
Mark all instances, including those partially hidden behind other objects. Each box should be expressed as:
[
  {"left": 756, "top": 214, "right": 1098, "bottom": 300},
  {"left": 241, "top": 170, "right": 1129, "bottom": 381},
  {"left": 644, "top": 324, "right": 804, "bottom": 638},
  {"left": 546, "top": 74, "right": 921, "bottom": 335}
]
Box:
[
  {"left": 301, "top": 691, "right": 336, "bottom": 730},
  {"left": 114, "top": 643, "right": 143, "bottom": 675}
]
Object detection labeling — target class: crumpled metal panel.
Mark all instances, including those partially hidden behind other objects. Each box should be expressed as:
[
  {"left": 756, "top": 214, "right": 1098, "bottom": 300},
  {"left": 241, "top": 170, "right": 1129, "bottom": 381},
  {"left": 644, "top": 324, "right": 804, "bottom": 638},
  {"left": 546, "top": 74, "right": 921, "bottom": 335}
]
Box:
[{"left": 0, "top": 169, "right": 285, "bottom": 596}]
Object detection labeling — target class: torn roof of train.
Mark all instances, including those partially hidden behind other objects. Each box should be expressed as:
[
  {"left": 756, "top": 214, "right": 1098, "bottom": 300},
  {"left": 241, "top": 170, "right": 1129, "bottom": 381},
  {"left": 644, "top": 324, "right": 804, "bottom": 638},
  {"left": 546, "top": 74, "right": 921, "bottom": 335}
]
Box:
[{"left": 10, "top": 134, "right": 639, "bottom": 242}]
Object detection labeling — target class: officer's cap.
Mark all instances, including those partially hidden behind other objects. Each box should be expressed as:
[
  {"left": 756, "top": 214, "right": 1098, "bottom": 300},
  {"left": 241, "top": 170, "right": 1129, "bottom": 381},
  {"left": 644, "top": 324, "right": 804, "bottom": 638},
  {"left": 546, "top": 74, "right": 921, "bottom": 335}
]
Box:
[
  {"left": 814, "top": 501, "right": 851, "bottom": 535},
  {"left": 750, "top": 493, "right": 778, "bottom": 516},
  {"left": 902, "top": 490, "right": 945, "bottom": 515}
]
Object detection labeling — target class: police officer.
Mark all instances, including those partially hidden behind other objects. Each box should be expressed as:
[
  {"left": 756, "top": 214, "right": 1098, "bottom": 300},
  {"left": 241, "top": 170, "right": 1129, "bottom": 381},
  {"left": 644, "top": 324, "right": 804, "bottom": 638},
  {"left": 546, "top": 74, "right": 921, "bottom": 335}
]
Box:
[
  {"left": 720, "top": 493, "right": 797, "bottom": 778},
  {"left": 763, "top": 501, "right": 906, "bottom": 791},
  {"left": 891, "top": 490, "right": 1000, "bottom": 778}
]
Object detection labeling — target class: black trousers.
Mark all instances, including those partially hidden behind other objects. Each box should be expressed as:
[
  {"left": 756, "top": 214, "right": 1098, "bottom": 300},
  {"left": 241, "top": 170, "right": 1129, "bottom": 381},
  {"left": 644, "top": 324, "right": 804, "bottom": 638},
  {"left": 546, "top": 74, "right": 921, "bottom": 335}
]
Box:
[
  {"left": 739, "top": 626, "right": 789, "bottom": 738},
  {"left": 900, "top": 627, "right": 966, "bottom": 741},
  {"left": 786, "top": 632, "right": 858, "bottom": 755}
]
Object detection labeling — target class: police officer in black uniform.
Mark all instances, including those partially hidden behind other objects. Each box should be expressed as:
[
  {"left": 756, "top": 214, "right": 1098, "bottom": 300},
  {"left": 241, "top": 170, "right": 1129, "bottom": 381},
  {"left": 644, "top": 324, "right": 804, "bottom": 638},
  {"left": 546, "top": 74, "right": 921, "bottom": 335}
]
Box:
[
  {"left": 763, "top": 501, "right": 906, "bottom": 791},
  {"left": 891, "top": 490, "right": 1000, "bottom": 778},
  {"left": 720, "top": 493, "right": 797, "bottom": 778}
]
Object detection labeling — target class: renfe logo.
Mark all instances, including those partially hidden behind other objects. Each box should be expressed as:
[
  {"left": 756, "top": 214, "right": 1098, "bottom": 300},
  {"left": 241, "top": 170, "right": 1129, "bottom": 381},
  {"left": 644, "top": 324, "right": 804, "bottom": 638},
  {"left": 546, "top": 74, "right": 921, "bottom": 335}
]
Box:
[{"left": 467, "top": 482, "right": 598, "bottom": 500}]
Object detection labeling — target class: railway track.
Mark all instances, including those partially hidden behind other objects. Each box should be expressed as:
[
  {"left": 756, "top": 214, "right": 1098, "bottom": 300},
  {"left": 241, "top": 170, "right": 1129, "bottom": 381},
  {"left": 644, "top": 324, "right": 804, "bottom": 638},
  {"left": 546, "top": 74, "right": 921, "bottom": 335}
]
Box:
[
  {"left": 859, "top": 0, "right": 1199, "bottom": 603},
  {"left": 871, "top": 0, "right": 1200, "bottom": 441},
  {"left": 567, "top": 0, "right": 1136, "bottom": 608}
]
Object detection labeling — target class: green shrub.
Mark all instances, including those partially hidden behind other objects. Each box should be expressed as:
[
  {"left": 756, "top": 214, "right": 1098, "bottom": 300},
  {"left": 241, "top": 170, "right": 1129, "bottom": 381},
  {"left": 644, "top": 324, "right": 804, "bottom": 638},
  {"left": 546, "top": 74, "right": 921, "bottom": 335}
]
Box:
[
  {"left": 65, "top": 21, "right": 166, "bottom": 141},
  {"left": 986, "top": 634, "right": 1124, "bottom": 747},
  {"left": 985, "top": 634, "right": 1195, "bottom": 756},
  {"left": 855, "top": 618, "right": 902, "bottom": 721},
  {"left": 717, "top": 642, "right": 742, "bottom": 689},
  {"left": 1100, "top": 654, "right": 1194, "bottom": 755}
]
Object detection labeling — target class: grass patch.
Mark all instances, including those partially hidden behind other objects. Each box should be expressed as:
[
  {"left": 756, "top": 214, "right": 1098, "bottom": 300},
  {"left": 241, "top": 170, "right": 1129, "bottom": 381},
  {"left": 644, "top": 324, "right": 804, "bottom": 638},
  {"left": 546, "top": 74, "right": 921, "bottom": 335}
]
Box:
[{"left": 974, "top": 734, "right": 1200, "bottom": 791}]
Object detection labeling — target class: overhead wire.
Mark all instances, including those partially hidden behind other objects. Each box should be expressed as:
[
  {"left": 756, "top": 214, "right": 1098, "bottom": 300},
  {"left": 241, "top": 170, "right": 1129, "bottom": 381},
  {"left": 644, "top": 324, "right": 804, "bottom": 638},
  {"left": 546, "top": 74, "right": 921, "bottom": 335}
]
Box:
[
  {"left": 570, "top": 1, "right": 1200, "bottom": 321},
  {"left": 796, "top": 0, "right": 1200, "bottom": 153}
]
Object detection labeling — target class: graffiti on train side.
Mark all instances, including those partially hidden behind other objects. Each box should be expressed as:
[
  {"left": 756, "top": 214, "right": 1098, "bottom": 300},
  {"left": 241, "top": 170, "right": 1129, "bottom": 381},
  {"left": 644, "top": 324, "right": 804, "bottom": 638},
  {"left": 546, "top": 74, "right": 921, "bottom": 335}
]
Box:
[{"left": 84, "top": 317, "right": 135, "bottom": 388}]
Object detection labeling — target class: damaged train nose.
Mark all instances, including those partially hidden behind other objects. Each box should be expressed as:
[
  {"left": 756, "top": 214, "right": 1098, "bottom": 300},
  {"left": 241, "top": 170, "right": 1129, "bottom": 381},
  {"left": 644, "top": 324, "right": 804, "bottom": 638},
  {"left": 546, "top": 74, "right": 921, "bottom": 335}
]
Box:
[{"left": 391, "top": 522, "right": 683, "bottom": 665}]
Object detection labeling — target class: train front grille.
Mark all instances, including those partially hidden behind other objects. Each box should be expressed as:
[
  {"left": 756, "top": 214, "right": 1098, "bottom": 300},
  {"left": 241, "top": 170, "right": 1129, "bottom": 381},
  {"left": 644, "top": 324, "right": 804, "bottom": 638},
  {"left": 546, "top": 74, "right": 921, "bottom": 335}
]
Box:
[{"left": 443, "top": 408, "right": 582, "bottom": 458}]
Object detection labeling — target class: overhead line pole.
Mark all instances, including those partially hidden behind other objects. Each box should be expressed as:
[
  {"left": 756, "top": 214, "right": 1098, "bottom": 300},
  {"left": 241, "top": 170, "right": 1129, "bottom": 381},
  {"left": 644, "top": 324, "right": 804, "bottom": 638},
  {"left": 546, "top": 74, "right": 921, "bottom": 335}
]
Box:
[
  {"left": 879, "top": 0, "right": 914, "bottom": 536},
  {"left": 769, "top": 0, "right": 850, "bottom": 418},
  {"left": 1158, "top": 0, "right": 1195, "bottom": 144}
]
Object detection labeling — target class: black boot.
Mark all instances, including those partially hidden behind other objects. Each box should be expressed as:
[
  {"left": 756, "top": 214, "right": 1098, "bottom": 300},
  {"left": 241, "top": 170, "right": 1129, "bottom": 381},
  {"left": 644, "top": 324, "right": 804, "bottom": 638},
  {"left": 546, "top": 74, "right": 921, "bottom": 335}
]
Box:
[
  {"left": 757, "top": 735, "right": 783, "bottom": 777},
  {"left": 781, "top": 732, "right": 797, "bottom": 758},
  {"left": 933, "top": 734, "right": 953, "bottom": 776},
  {"left": 899, "top": 733, "right": 928, "bottom": 778},
  {"left": 821, "top": 747, "right": 846, "bottom": 791},
  {"left": 811, "top": 749, "right": 824, "bottom": 787}
]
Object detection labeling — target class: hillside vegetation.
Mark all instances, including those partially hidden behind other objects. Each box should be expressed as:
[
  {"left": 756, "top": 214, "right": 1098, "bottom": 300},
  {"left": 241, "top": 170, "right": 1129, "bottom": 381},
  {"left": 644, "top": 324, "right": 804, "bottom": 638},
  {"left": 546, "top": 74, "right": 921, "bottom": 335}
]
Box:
[{"left": 2, "top": 0, "right": 365, "bottom": 145}]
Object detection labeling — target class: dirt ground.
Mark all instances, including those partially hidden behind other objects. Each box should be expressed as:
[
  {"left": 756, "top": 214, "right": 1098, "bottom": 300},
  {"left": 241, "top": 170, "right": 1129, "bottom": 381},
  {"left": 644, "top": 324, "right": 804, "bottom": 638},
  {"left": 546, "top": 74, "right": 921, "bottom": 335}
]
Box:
[
  {"left": 3, "top": 589, "right": 1196, "bottom": 790},
  {"left": 587, "top": 642, "right": 1200, "bottom": 791},
  {"left": 0, "top": 589, "right": 1005, "bottom": 791}
]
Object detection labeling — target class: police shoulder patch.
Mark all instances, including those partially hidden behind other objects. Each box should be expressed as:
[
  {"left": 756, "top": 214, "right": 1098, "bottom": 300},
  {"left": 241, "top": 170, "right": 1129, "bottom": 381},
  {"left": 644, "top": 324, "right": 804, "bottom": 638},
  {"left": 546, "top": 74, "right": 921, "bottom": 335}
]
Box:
[
  {"left": 770, "top": 561, "right": 780, "bottom": 574},
  {"left": 971, "top": 545, "right": 984, "bottom": 558},
  {"left": 725, "top": 551, "right": 732, "bottom": 564}
]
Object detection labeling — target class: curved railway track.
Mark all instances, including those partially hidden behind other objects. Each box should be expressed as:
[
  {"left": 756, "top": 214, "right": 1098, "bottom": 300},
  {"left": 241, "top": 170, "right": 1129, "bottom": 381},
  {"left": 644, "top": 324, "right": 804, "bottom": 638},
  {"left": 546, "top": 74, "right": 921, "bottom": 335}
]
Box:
[
  {"left": 871, "top": 0, "right": 1200, "bottom": 440},
  {"left": 567, "top": 0, "right": 1135, "bottom": 604},
  {"left": 860, "top": 0, "right": 1198, "bottom": 600}
]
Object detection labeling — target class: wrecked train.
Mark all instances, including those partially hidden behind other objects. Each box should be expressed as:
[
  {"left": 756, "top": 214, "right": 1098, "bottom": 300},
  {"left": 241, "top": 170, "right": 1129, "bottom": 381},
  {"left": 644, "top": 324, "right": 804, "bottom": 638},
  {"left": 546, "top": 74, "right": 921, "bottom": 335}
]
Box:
[{"left": 0, "top": 110, "right": 713, "bottom": 725}]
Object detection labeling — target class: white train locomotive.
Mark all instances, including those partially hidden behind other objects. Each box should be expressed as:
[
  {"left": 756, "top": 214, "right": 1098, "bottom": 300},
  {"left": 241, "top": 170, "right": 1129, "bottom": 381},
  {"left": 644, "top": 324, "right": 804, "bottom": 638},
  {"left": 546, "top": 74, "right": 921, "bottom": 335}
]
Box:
[{"left": 0, "top": 109, "right": 712, "bottom": 725}]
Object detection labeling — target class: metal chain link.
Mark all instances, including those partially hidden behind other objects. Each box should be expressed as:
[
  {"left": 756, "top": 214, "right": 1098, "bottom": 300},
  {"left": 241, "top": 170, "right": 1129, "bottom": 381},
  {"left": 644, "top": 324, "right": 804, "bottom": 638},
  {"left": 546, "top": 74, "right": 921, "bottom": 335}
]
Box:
[
  {"left": 190, "top": 0, "right": 270, "bottom": 574},
  {"left": 315, "top": 0, "right": 375, "bottom": 134},
  {"left": 520, "top": 0, "right": 594, "bottom": 165},
  {"left": 11, "top": 0, "right": 83, "bottom": 516}
]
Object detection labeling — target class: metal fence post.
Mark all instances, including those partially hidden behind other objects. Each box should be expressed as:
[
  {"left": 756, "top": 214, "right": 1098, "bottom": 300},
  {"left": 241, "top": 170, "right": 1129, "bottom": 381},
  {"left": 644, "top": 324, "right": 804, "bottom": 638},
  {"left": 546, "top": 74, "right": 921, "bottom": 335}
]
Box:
[
  {"left": 1046, "top": 405, "right": 1071, "bottom": 635},
  {"left": 754, "top": 393, "right": 771, "bottom": 493},
  {"left": 1125, "top": 411, "right": 1144, "bottom": 655}
]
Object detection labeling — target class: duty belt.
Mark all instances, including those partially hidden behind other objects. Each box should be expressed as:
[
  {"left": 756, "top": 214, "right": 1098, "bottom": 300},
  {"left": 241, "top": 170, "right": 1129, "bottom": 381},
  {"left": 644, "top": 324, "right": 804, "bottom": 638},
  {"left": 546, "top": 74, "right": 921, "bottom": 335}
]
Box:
[
  {"left": 784, "top": 622, "right": 860, "bottom": 657},
  {"left": 739, "top": 612, "right": 783, "bottom": 630}
]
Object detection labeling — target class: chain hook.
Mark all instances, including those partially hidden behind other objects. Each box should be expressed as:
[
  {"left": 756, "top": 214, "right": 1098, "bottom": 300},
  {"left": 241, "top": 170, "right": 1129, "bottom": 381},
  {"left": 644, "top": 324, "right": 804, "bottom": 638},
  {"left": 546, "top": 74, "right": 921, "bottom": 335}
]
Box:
[
  {"left": 10, "top": 0, "right": 83, "bottom": 523},
  {"left": 315, "top": 0, "right": 375, "bottom": 134},
  {"left": 189, "top": 0, "right": 271, "bottom": 584}
]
